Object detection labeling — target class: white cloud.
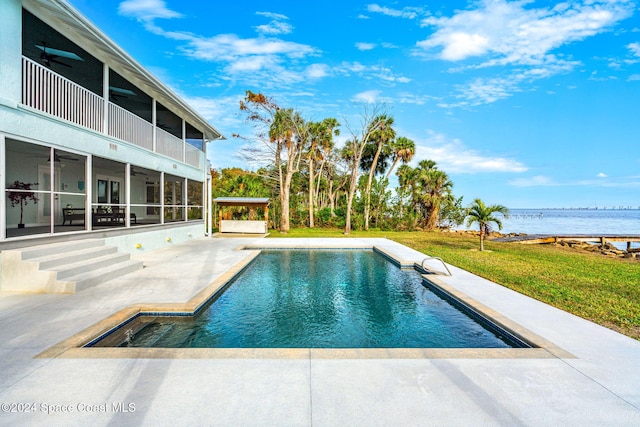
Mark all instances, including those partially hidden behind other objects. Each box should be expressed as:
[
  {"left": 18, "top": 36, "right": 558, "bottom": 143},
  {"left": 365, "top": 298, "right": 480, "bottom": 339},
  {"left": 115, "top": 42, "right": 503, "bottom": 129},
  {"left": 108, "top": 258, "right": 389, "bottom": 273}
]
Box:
[
  {"left": 254, "top": 11, "right": 293, "bottom": 35},
  {"left": 306, "top": 63, "right": 331, "bottom": 78},
  {"left": 119, "top": 1, "right": 317, "bottom": 84},
  {"left": 256, "top": 11, "right": 288, "bottom": 21},
  {"left": 508, "top": 175, "right": 556, "bottom": 187},
  {"left": 183, "top": 34, "right": 315, "bottom": 61},
  {"left": 341, "top": 62, "right": 367, "bottom": 73},
  {"left": 396, "top": 92, "right": 434, "bottom": 105},
  {"left": 179, "top": 94, "right": 243, "bottom": 130},
  {"left": 367, "top": 4, "right": 420, "bottom": 19},
  {"left": 226, "top": 55, "right": 279, "bottom": 72},
  {"left": 417, "top": 131, "right": 528, "bottom": 174},
  {"left": 597, "top": 172, "right": 608, "bottom": 178},
  {"left": 119, "top": 2, "right": 408, "bottom": 89},
  {"left": 352, "top": 90, "right": 382, "bottom": 103},
  {"left": 628, "top": 42, "right": 640, "bottom": 57},
  {"left": 356, "top": 42, "right": 376, "bottom": 51},
  {"left": 439, "top": 33, "right": 491, "bottom": 61},
  {"left": 418, "top": 0, "right": 634, "bottom": 66},
  {"left": 118, "top": 0, "right": 182, "bottom": 21},
  {"left": 441, "top": 57, "right": 578, "bottom": 108},
  {"left": 336, "top": 62, "right": 410, "bottom": 85},
  {"left": 416, "top": 0, "right": 622, "bottom": 108}
]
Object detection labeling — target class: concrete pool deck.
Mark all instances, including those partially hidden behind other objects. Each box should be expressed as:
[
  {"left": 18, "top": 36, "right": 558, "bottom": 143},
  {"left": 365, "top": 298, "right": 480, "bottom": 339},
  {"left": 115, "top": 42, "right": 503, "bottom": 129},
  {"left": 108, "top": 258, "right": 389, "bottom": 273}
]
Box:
[{"left": 1, "top": 237, "right": 639, "bottom": 426}]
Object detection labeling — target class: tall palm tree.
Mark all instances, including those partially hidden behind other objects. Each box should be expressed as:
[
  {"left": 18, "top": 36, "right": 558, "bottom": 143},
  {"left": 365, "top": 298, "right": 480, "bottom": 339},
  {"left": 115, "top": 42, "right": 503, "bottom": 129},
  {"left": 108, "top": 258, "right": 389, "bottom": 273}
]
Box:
[
  {"left": 411, "top": 160, "right": 453, "bottom": 230},
  {"left": 270, "top": 108, "right": 307, "bottom": 233},
  {"left": 363, "top": 114, "right": 395, "bottom": 230},
  {"left": 306, "top": 121, "right": 324, "bottom": 228},
  {"left": 465, "top": 198, "right": 509, "bottom": 251},
  {"left": 384, "top": 136, "right": 415, "bottom": 181}
]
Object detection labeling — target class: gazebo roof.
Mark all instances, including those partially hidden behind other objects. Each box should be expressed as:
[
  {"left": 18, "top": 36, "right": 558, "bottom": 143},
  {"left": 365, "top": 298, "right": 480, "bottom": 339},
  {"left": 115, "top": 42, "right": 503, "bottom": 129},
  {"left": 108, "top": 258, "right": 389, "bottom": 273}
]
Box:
[{"left": 213, "top": 197, "right": 270, "bottom": 207}]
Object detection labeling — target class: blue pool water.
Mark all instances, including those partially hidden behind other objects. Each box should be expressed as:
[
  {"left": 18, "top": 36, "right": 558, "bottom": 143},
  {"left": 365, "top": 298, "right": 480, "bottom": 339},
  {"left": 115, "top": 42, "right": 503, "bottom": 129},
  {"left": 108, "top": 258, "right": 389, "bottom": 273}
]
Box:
[{"left": 119, "top": 250, "right": 522, "bottom": 349}]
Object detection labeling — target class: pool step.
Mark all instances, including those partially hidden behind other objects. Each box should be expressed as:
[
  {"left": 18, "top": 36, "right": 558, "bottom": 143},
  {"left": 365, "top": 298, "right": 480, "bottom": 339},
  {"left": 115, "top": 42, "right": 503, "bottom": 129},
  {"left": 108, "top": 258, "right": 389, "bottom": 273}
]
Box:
[{"left": 0, "top": 239, "right": 142, "bottom": 293}]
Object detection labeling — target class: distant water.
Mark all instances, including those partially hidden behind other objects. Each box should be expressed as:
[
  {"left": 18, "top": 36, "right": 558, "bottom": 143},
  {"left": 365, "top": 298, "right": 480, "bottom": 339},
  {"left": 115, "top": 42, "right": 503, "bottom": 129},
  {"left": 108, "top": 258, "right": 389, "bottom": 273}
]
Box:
[{"left": 459, "top": 209, "right": 640, "bottom": 249}]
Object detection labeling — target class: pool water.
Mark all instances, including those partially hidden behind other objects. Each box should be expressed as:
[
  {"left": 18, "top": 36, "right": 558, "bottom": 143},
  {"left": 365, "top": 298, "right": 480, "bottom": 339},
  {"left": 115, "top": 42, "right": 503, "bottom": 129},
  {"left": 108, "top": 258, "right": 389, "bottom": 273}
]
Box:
[{"left": 119, "top": 250, "right": 522, "bottom": 349}]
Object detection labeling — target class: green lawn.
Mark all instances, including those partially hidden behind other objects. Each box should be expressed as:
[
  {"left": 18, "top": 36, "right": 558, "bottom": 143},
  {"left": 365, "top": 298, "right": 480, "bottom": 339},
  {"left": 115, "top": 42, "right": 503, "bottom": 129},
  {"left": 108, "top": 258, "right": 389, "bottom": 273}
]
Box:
[{"left": 268, "top": 228, "right": 640, "bottom": 340}]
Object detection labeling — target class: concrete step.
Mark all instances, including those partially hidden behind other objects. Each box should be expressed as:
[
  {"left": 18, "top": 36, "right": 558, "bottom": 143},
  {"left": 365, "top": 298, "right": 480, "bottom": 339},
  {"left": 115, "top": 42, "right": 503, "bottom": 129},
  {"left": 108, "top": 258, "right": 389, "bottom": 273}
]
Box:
[
  {"left": 63, "top": 260, "right": 144, "bottom": 292},
  {"left": 49, "top": 252, "right": 132, "bottom": 281},
  {"left": 35, "top": 245, "right": 118, "bottom": 270},
  {"left": 19, "top": 239, "right": 105, "bottom": 260},
  {"left": 1, "top": 238, "right": 143, "bottom": 293}
]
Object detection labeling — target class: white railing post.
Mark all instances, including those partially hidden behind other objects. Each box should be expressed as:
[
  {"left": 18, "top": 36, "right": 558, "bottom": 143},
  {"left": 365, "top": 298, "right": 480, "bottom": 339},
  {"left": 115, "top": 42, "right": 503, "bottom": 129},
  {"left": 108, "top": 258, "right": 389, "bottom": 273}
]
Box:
[
  {"left": 102, "top": 64, "right": 109, "bottom": 134},
  {"left": 184, "top": 178, "right": 189, "bottom": 222},
  {"left": 152, "top": 99, "right": 157, "bottom": 152},
  {"left": 182, "top": 119, "right": 186, "bottom": 162},
  {"left": 0, "top": 134, "right": 6, "bottom": 240},
  {"left": 206, "top": 173, "right": 212, "bottom": 236},
  {"left": 160, "top": 172, "right": 165, "bottom": 224},
  {"left": 86, "top": 154, "right": 92, "bottom": 231},
  {"left": 49, "top": 147, "right": 54, "bottom": 234},
  {"left": 125, "top": 163, "right": 131, "bottom": 227}
]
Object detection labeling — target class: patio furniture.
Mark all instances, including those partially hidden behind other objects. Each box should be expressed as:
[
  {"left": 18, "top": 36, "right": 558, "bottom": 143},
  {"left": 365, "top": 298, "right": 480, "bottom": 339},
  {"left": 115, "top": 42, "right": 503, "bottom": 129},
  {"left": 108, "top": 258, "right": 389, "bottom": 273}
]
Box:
[
  {"left": 92, "top": 207, "right": 136, "bottom": 225},
  {"left": 62, "top": 208, "right": 86, "bottom": 225}
]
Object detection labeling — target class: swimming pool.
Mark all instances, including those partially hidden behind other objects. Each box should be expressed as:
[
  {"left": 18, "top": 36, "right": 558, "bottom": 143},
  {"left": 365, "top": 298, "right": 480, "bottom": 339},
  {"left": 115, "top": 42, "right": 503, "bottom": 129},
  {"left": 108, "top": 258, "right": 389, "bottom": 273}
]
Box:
[{"left": 92, "top": 250, "right": 528, "bottom": 349}]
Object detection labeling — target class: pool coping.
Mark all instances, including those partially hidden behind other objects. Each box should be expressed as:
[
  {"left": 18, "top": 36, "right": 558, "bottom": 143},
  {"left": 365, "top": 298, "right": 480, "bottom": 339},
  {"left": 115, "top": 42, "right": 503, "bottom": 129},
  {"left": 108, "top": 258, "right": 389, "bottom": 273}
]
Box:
[{"left": 36, "top": 244, "right": 575, "bottom": 360}]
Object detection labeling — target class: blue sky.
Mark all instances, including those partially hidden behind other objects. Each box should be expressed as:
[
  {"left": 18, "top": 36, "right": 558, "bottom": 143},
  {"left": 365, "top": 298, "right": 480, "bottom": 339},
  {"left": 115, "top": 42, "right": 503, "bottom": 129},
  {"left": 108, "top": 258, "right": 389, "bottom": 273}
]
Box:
[{"left": 71, "top": 0, "right": 640, "bottom": 208}]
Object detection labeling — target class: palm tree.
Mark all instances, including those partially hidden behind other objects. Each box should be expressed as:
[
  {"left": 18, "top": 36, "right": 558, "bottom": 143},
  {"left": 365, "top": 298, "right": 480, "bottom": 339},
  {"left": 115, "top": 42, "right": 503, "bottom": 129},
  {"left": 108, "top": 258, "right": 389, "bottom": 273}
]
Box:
[
  {"left": 395, "top": 163, "right": 416, "bottom": 219},
  {"left": 363, "top": 114, "right": 395, "bottom": 230},
  {"left": 465, "top": 198, "right": 509, "bottom": 251},
  {"left": 384, "top": 136, "right": 415, "bottom": 181},
  {"left": 270, "top": 108, "right": 307, "bottom": 233},
  {"left": 307, "top": 118, "right": 340, "bottom": 227},
  {"left": 408, "top": 160, "right": 452, "bottom": 230}
]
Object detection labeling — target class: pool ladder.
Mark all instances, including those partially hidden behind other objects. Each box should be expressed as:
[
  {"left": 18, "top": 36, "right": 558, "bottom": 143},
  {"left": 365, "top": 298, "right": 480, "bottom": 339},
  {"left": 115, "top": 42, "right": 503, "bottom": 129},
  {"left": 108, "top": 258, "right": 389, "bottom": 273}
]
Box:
[{"left": 420, "top": 256, "right": 452, "bottom": 276}]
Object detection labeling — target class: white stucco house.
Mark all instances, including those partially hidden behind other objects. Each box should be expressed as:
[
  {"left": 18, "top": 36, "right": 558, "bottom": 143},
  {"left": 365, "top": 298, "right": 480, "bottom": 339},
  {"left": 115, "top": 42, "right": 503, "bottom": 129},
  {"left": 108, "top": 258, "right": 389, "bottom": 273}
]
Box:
[{"left": 0, "top": 0, "right": 224, "bottom": 291}]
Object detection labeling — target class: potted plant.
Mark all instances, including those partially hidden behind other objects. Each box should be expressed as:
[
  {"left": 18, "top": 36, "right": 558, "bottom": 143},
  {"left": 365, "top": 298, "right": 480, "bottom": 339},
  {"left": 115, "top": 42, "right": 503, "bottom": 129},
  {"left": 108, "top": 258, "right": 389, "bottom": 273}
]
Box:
[{"left": 7, "top": 181, "right": 38, "bottom": 228}]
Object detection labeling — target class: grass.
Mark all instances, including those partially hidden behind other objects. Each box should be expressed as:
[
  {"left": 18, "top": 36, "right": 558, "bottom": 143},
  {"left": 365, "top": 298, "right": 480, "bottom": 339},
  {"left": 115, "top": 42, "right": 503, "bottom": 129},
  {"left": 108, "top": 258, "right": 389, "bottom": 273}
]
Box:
[{"left": 268, "top": 228, "right": 640, "bottom": 340}]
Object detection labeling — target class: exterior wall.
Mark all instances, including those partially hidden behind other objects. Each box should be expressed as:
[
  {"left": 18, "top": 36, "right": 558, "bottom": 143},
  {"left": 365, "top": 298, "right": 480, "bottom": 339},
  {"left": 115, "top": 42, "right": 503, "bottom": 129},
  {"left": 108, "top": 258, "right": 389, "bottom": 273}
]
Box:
[
  {"left": 104, "top": 223, "right": 204, "bottom": 255},
  {"left": 1, "top": 106, "right": 204, "bottom": 182},
  {"left": 0, "top": 0, "right": 21, "bottom": 107}
]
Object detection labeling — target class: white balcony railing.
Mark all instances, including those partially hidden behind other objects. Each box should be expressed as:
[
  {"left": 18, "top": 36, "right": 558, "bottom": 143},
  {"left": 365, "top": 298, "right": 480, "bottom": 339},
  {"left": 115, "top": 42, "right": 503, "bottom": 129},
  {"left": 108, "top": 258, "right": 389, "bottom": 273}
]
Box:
[
  {"left": 107, "top": 102, "right": 153, "bottom": 151},
  {"left": 21, "top": 56, "right": 205, "bottom": 167},
  {"left": 185, "top": 144, "right": 202, "bottom": 167},
  {"left": 22, "top": 57, "right": 104, "bottom": 132},
  {"left": 156, "top": 127, "right": 184, "bottom": 163}
]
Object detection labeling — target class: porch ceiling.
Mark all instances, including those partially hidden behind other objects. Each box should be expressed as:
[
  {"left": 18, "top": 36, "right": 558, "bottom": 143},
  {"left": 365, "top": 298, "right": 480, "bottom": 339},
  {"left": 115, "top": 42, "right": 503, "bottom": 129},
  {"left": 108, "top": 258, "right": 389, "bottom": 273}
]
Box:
[{"left": 22, "top": 0, "right": 225, "bottom": 142}]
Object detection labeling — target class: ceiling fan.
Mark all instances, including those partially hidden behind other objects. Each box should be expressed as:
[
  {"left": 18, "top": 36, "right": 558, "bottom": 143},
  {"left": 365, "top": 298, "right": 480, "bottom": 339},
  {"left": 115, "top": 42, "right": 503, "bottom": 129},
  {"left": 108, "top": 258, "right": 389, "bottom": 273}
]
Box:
[
  {"left": 28, "top": 152, "right": 80, "bottom": 163},
  {"left": 109, "top": 86, "right": 137, "bottom": 102},
  {"left": 35, "top": 43, "right": 84, "bottom": 68},
  {"left": 131, "top": 167, "right": 148, "bottom": 176},
  {"left": 49, "top": 153, "right": 79, "bottom": 162}
]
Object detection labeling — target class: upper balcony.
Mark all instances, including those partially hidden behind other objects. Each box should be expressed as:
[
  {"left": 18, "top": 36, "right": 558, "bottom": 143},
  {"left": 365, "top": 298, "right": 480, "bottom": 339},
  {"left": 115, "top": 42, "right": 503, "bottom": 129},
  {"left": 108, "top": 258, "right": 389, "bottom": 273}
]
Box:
[
  {"left": 18, "top": 5, "right": 223, "bottom": 169},
  {"left": 22, "top": 56, "right": 203, "bottom": 168}
]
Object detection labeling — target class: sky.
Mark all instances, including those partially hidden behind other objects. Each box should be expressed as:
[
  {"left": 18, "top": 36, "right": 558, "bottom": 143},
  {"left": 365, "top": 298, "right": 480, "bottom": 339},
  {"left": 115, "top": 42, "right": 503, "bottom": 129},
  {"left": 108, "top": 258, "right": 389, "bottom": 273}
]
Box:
[{"left": 69, "top": 0, "right": 640, "bottom": 209}]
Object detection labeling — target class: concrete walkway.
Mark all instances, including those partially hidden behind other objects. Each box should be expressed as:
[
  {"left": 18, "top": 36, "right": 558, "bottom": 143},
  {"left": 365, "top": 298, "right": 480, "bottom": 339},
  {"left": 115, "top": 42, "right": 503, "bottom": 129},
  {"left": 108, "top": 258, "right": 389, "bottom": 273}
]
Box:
[{"left": 1, "top": 237, "right": 639, "bottom": 426}]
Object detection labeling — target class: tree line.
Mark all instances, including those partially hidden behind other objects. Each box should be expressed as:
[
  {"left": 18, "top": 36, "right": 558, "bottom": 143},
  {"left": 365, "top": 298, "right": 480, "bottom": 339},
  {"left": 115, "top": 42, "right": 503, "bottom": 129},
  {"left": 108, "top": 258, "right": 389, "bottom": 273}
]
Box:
[{"left": 213, "top": 90, "right": 508, "bottom": 244}]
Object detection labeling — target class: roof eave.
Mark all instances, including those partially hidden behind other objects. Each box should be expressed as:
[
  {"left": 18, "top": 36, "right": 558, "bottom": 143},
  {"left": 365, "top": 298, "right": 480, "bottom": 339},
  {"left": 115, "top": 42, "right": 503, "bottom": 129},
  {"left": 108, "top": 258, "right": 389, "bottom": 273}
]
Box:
[{"left": 24, "top": 0, "right": 225, "bottom": 141}]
